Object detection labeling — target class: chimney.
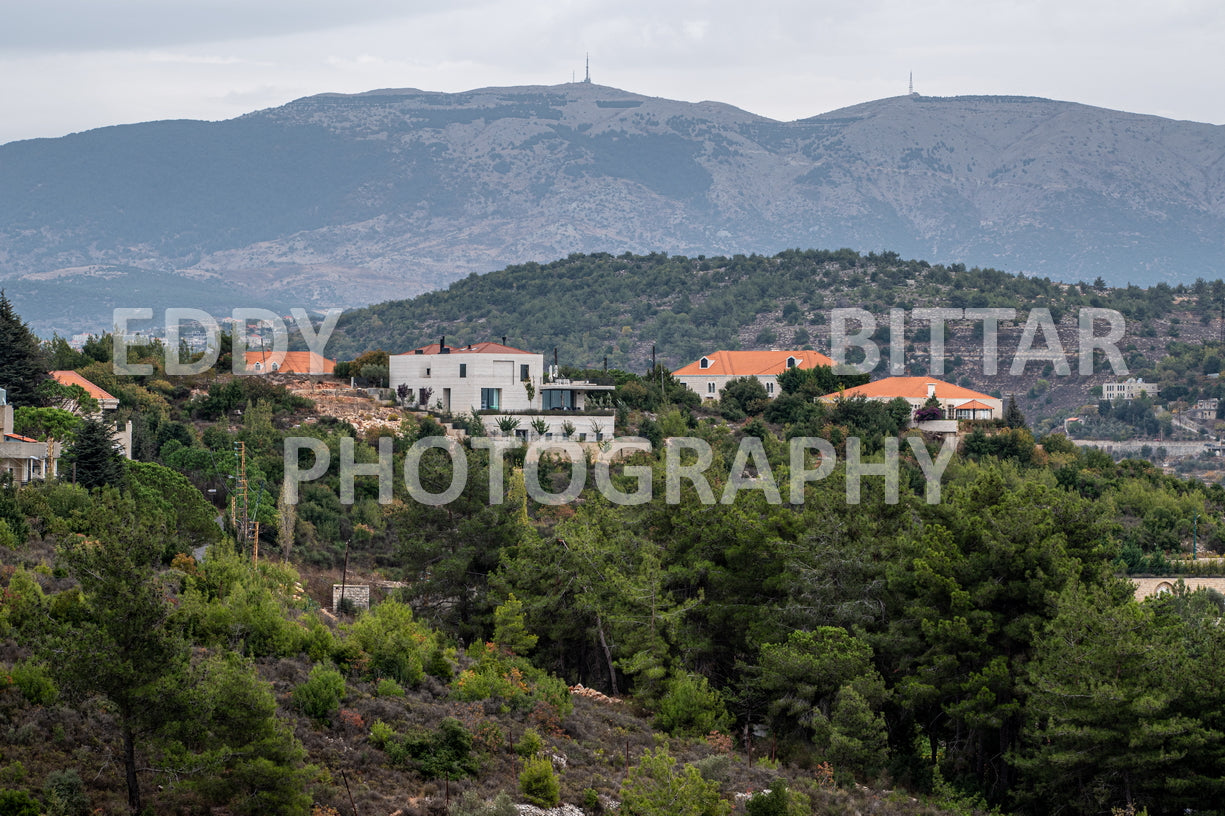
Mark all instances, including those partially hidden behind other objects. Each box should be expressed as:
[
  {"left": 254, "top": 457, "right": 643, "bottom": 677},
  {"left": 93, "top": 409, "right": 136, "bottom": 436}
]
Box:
[
  {"left": 926, "top": 383, "right": 936, "bottom": 399},
  {"left": 502, "top": 336, "right": 507, "bottom": 347},
  {"left": 1, "top": 403, "right": 12, "bottom": 436}
]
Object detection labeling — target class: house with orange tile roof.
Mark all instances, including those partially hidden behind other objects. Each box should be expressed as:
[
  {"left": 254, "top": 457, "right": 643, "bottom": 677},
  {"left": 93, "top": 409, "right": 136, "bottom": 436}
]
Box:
[
  {"left": 244, "top": 350, "right": 336, "bottom": 375},
  {"left": 818, "top": 376, "right": 1002, "bottom": 420},
  {"left": 673, "top": 349, "right": 837, "bottom": 401},
  {"left": 48, "top": 371, "right": 133, "bottom": 458},
  {"left": 51, "top": 370, "right": 119, "bottom": 411}
]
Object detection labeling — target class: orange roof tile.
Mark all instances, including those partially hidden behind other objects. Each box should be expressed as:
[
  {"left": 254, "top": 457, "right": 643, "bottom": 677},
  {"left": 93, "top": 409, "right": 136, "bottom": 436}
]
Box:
[
  {"left": 673, "top": 349, "right": 836, "bottom": 377},
  {"left": 395, "top": 341, "right": 535, "bottom": 356},
  {"left": 244, "top": 351, "right": 336, "bottom": 374},
  {"left": 50, "top": 370, "right": 117, "bottom": 403},
  {"left": 820, "top": 376, "right": 997, "bottom": 402},
  {"left": 957, "top": 400, "right": 993, "bottom": 411},
  {"left": 4, "top": 433, "right": 38, "bottom": 443}
]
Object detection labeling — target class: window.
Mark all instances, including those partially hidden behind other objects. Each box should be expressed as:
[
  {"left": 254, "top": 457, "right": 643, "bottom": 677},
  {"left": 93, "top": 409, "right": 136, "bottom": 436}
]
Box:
[
  {"left": 699, "top": 357, "right": 710, "bottom": 369},
  {"left": 480, "top": 388, "right": 501, "bottom": 410},
  {"left": 520, "top": 363, "right": 530, "bottom": 380},
  {"left": 424, "top": 367, "right": 431, "bottom": 377},
  {"left": 786, "top": 356, "right": 797, "bottom": 368},
  {"left": 459, "top": 363, "right": 467, "bottom": 378},
  {"left": 766, "top": 381, "right": 775, "bottom": 394},
  {"left": 707, "top": 382, "right": 716, "bottom": 394},
  {"left": 543, "top": 390, "right": 573, "bottom": 410}
]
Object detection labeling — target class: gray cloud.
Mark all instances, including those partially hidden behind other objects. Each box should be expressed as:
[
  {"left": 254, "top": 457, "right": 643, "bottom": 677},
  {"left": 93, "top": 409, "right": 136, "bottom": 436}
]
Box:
[
  {"left": 1, "top": 0, "right": 1222, "bottom": 146},
  {"left": 0, "top": 0, "right": 474, "bottom": 51}
]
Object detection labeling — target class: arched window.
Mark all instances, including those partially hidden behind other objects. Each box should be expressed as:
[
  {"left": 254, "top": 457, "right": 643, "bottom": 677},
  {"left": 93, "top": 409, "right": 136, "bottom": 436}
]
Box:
[{"left": 699, "top": 357, "right": 710, "bottom": 369}]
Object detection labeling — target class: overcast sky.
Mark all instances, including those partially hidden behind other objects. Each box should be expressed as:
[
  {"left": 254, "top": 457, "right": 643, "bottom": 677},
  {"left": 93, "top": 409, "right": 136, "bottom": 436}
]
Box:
[{"left": 2, "top": 0, "right": 1222, "bottom": 146}]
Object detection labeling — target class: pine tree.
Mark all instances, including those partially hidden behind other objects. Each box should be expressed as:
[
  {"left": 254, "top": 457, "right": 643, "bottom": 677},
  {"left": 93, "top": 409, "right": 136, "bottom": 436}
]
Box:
[
  {"left": 1004, "top": 394, "right": 1027, "bottom": 429},
  {"left": 0, "top": 289, "right": 49, "bottom": 406},
  {"left": 66, "top": 415, "right": 125, "bottom": 489}
]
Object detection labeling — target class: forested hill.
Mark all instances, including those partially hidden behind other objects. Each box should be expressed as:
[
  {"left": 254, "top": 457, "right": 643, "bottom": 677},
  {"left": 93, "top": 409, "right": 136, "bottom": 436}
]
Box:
[{"left": 325, "top": 249, "right": 1224, "bottom": 416}]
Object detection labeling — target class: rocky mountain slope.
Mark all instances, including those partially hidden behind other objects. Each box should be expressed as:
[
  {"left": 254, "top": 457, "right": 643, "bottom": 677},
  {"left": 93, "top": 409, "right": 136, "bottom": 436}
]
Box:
[{"left": 2, "top": 83, "right": 1224, "bottom": 335}]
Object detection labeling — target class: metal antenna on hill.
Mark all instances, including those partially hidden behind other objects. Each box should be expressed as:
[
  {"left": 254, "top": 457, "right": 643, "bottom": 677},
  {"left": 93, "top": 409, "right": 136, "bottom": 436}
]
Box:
[
  {"left": 232, "top": 441, "right": 259, "bottom": 560},
  {"left": 909, "top": 72, "right": 915, "bottom": 95},
  {"left": 584, "top": 53, "right": 591, "bottom": 84}
]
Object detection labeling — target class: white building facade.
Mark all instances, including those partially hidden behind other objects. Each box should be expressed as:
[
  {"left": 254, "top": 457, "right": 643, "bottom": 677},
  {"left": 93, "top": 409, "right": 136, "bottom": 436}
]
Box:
[
  {"left": 1102, "top": 378, "right": 1159, "bottom": 401},
  {"left": 388, "top": 340, "right": 615, "bottom": 439}
]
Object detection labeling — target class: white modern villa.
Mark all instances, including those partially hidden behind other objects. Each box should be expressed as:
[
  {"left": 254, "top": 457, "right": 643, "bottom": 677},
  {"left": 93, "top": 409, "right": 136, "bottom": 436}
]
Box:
[{"left": 388, "top": 339, "right": 616, "bottom": 439}]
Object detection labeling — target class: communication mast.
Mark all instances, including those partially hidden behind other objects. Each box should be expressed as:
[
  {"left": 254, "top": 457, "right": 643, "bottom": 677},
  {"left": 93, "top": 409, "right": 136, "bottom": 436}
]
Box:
[
  {"left": 583, "top": 53, "right": 591, "bottom": 84},
  {"left": 232, "top": 441, "right": 259, "bottom": 560}
]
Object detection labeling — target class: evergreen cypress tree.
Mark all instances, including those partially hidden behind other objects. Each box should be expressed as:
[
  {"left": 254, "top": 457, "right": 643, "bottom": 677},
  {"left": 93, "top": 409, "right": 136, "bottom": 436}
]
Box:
[
  {"left": 0, "top": 290, "right": 49, "bottom": 406},
  {"left": 1003, "top": 394, "right": 1027, "bottom": 429},
  {"left": 66, "top": 415, "right": 125, "bottom": 489}
]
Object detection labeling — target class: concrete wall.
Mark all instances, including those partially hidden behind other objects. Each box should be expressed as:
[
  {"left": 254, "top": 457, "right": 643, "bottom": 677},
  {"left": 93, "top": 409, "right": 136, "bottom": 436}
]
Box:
[
  {"left": 484, "top": 413, "right": 615, "bottom": 440},
  {"left": 1074, "top": 439, "right": 1211, "bottom": 457},
  {"left": 332, "top": 584, "right": 370, "bottom": 613},
  {"left": 1133, "top": 575, "right": 1225, "bottom": 601}
]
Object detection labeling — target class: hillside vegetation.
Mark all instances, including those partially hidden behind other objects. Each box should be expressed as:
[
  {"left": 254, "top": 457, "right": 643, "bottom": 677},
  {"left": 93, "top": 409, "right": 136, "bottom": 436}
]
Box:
[
  {"left": 326, "top": 248, "right": 1225, "bottom": 425},
  {"left": 6, "top": 293, "right": 1225, "bottom": 814}
]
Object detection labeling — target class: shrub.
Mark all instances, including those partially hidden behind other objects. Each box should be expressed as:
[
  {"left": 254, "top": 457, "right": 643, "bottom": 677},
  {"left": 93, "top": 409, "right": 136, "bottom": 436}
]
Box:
[
  {"left": 744, "top": 778, "right": 788, "bottom": 816},
  {"left": 515, "top": 727, "right": 545, "bottom": 758},
  {"left": 374, "top": 677, "right": 404, "bottom": 697},
  {"left": 0, "top": 789, "right": 40, "bottom": 816},
  {"left": 10, "top": 661, "right": 58, "bottom": 706},
  {"left": 654, "top": 674, "right": 731, "bottom": 738},
  {"left": 450, "top": 790, "right": 517, "bottom": 816},
  {"left": 344, "top": 599, "right": 439, "bottom": 687},
  {"left": 519, "top": 755, "right": 561, "bottom": 808},
  {"left": 291, "top": 663, "right": 345, "bottom": 723},
  {"left": 43, "top": 769, "right": 90, "bottom": 816},
  {"left": 452, "top": 642, "right": 572, "bottom": 717},
  {"left": 619, "top": 748, "right": 730, "bottom": 816}
]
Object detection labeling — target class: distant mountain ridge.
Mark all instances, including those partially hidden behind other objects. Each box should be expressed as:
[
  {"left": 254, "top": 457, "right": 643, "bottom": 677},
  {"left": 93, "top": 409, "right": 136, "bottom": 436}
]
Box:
[{"left": 2, "top": 83, "right": 1223, "bottom": 335}]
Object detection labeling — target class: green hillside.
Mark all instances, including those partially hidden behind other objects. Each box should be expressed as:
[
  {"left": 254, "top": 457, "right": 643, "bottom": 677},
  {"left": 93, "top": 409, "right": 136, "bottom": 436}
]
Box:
[{"left": 326, "top": 248, "right": 1225, "bottom": 426}]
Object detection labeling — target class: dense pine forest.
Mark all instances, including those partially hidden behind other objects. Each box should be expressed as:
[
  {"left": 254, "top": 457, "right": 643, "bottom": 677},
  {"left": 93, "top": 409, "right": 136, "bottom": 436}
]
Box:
[{"left": 5, "top": 265, "right": 1225, "bottom": 816}]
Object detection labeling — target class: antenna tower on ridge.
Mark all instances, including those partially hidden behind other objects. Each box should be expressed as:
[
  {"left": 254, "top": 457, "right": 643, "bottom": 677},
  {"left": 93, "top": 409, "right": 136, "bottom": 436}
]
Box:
[
  {"left": 909, "top": 72, "right": 915, "bottom": 95},
  {"left": 584, "top": 53, "right": 591, "bottom": 84}
]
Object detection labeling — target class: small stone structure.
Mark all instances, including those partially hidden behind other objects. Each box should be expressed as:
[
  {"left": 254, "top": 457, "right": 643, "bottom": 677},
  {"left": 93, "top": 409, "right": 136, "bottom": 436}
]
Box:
[{"left": 332, "top": 584, "right": 370, "bottom": 613}]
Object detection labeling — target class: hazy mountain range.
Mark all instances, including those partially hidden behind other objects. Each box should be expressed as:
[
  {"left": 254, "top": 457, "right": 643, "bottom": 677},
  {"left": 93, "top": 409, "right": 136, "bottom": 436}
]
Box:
[{"left": 2, "top": 82, "right": 1223, "bottom": 336}]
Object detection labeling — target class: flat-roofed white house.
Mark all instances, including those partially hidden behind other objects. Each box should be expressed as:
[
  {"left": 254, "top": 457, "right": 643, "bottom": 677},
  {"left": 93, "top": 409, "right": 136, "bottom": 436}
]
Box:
[
  {"left": 673, "top": 349, "right": 837, "bottom": 400},
  {"left": 388, "top": 340, "right": 616, "bottom": 439},
  {"left": 1102, "top": 377, "right": 1159, "bottom": 401}
]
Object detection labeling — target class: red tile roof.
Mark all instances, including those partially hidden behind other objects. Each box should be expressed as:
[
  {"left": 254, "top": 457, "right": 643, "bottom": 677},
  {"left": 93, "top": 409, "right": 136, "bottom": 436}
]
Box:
[
  {"left": 397, "top": 341, "right": 535, "bottom": 356},
  {"left": 957, "top": 400, "right": 993, "bottom": 411},
  {"left": 50, "top": 370, "right": 117, "bottom": 403},
  {"left": 820, "top": 376, "right": 996, "bottom": 402},
  {"left": 244, "top": 351, "right": 336, "bottom": 374},
  {"left": 4, "top": 433, "right": 38, "bottom": 443},
  {"left": 673, "top": 349, "right": 836, "bottom": 377}
]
